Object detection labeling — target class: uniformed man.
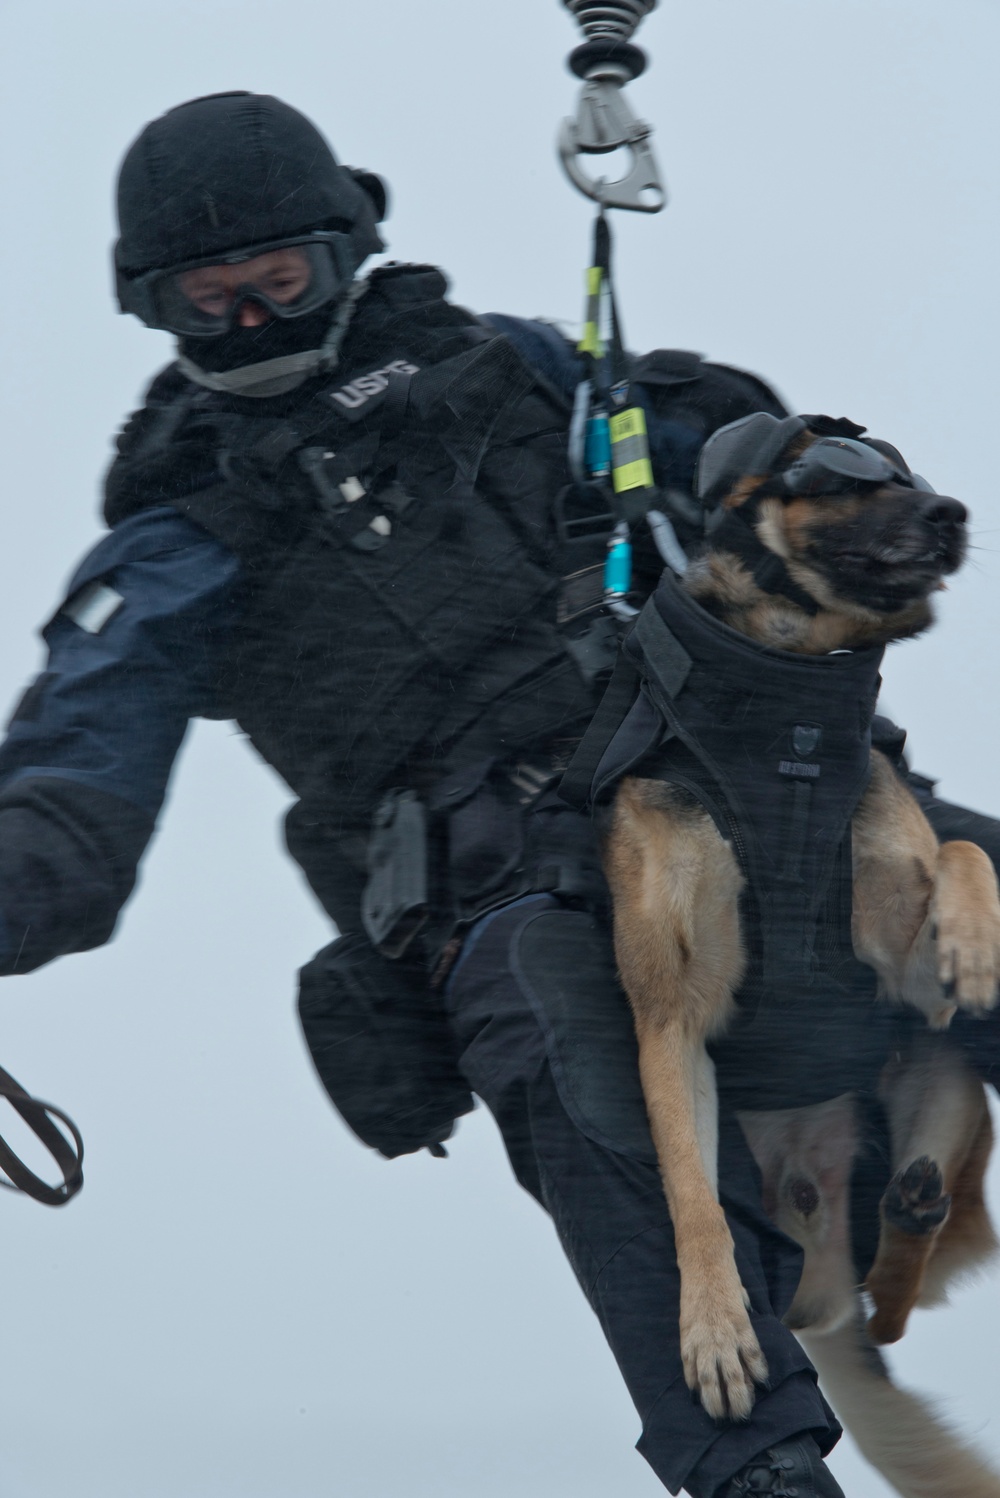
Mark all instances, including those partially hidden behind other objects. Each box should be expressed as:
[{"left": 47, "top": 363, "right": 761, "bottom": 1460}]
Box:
[{"left": 5, "top": 90, "right": 1000, "bottom": 1497}]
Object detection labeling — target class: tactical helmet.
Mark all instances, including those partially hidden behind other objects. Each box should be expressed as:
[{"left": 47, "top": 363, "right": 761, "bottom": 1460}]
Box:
[{"left": 114, "top": 91, "right": 387, "bottom": 329}]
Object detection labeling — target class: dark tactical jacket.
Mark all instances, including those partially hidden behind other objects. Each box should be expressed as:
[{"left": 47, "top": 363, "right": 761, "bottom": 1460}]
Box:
[{"left": 0, "top": 263, "right": 790, "bottom": 1151}]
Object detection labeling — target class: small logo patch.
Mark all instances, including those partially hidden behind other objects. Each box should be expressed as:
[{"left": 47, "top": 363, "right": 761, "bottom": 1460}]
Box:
[
  {"left": 792, "top": 723, "right": 823, "bottom": 757},
  {"left": 779, "top": 760, "right": 821, "bottom": 778}
]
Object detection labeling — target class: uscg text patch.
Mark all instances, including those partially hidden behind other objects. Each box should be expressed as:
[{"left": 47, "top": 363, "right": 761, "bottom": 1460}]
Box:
[{"left": 329, "top": 359, "right": 420, "bottom": 420}]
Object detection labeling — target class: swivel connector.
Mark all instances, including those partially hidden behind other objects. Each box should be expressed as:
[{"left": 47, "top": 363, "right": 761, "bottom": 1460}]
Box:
[
  {"left": 563, "top": 0, "right": 657, "bottom": 42},
  {"left": 562, "top": 0, "right": 658, "bottom": 82}
]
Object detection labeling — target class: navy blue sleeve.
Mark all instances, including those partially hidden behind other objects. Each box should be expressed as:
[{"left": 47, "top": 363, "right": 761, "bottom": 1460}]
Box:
[{"left": 0, "top": 507, "right": 244, "bottom": 973}]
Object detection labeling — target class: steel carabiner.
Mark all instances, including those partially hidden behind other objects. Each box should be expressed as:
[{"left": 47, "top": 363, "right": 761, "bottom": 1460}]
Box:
[{"left": 558, "top": 78, "right": 666, "bottom": 213}]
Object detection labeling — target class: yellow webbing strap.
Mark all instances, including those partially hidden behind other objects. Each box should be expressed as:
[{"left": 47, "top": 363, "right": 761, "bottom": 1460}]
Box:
[{"left": 578, "top": 266, "right": 604, "bottom": 357}]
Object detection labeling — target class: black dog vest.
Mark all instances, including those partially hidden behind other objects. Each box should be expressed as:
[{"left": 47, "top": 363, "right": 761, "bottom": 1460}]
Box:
[{"left": 582, "top": 573, "right": 892, "bottom": 1108}]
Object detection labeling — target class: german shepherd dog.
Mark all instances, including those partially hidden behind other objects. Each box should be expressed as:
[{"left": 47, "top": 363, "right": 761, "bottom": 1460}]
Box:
[{"left": 601, "top": 414, "right": 1000, "bottom": 1496}]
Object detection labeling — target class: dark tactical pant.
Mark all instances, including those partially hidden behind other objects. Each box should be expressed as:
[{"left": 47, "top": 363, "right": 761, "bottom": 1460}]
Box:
[
  {"left": 445, "top": 894, "right": 840, "bottom": 1497},
  {"left": 444, "top": 794, "right": 1000, "bottom": 1497}
]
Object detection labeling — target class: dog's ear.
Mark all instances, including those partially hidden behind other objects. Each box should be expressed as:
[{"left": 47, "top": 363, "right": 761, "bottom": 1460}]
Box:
[
  {"left": 695, "top": 412, "right": 806, "bottom": 508},
  {"left": 800, "top": 414, "right": 868, "bottom": 440},
  {"left": 863, "top": 437, "right": 912, "bottom": 475}
]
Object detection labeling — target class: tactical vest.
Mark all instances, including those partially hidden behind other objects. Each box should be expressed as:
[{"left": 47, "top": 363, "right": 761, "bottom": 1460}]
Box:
[
  {"left": 105, "top": 269, "right": 801, "bottom": 945},
  {"left": 105, "top": 266, "right": 609, "bottom": 936},
  {"left": 576, "top": 573, "right": 892, "bottom": 1107}
]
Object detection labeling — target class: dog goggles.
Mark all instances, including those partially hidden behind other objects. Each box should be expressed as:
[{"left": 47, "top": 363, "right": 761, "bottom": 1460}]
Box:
[
  {"left": 780, "top": 436, "right": 926, "bottom": 498},
  {"left": 696, "top": 412, "right": 934, "bottom": 508},
  {"left": 117, "top": 232, "right": 355, "bottom": 337}
]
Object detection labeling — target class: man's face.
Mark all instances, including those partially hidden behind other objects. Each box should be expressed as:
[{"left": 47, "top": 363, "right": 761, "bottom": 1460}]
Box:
[{"left": 176, "top": 246, "right": 312, "bottom": 328}]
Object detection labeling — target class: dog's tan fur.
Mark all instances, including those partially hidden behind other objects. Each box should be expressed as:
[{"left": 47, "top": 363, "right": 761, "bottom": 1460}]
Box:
[{"left": 603, "top": 448, "right": 1000, "bottom": 1495}]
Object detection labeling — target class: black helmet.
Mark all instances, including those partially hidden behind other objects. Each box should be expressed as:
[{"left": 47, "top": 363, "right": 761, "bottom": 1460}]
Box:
[{"left": 114, "top": 91, "right": 387, "bottom": 329}]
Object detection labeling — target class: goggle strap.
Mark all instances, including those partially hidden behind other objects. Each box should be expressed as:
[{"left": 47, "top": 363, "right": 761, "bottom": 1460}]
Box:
[{"left": 710, "top": 506, "right": 822, "bottom": 616}]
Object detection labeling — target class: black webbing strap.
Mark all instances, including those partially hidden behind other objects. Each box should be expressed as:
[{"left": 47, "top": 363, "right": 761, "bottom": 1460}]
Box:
[
  {"left": 358, "top": 368, "right": 414, "bottom": 493},
  {"left": 591, "top": 211, "right": 631, "bottom": 403},
  {"left": 0, "top": 1065, "right": 84, "bottom": 1206},
  {"left": 581, "top": 213, "right": 656, "bottom": 528},
  {"left": 559, "top": 649, "right": 641, "bottom": 811},
  {"left": 379, "top": 368, "right": 414, "bottom": 445},
  {"left": 628, "top": 600, "right": 693, "bottom": 705},
  {"left": 710, "top": 507, "right": 822, "bottom": 617}
]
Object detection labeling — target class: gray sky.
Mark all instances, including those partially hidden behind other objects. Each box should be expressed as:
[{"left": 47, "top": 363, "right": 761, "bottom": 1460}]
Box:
[{"left": 0, "top": 1, "right": 998, "bottom": 1494}]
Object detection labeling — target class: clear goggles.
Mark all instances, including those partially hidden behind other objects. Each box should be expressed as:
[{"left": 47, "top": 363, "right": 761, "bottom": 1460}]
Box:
[{"left": 120, "top": 232, "right": 354, "bottom": 337}]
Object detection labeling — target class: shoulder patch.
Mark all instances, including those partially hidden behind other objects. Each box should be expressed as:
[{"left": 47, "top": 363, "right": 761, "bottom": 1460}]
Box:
[{"left": 62, "top": 582, "right": 125, "bottom": 634}]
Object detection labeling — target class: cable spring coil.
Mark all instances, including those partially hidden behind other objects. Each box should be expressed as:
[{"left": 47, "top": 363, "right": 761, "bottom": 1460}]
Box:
[{"left": 562, "top": 0, "right": 656, "bottom": 44}]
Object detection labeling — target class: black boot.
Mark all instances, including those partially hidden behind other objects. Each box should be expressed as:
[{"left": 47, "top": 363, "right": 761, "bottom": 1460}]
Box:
[{"left": 713, "top": 1435, "right": 846, "bottom": 1497}]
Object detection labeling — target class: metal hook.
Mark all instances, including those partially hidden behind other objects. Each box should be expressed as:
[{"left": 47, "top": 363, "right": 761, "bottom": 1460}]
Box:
[{"left": 558, "top": 79, "right": 666, "bottom": 213}]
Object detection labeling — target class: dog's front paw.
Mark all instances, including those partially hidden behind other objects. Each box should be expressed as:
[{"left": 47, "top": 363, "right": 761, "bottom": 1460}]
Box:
[
  {"left": 934, "top": 842, "right": 1000, "bottom": 1016},
  {"left": 680, "top": 1284, "right": 769, "bottom": 1422},
  {"left": 935, "top": 910, "right": 1000, "bottom": 1015}
]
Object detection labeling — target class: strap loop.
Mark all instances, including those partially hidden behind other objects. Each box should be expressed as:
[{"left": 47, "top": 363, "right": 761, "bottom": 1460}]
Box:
[{"left": 0, "top": 1065, "right": 84, "bottom": 1207}]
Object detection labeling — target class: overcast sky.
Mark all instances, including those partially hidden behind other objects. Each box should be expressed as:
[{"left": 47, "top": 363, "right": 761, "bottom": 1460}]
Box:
[{"left": 0, "top": 2, "right": 998, "bottom": 1495}]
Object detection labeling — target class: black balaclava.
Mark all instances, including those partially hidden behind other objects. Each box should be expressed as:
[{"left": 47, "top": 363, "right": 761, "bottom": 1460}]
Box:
[
  {"left": 114, "top": 92, "right": 388, "bottom": 395},
  {"left": 178, "top": 307, "right": 345, "bottom": 375}
]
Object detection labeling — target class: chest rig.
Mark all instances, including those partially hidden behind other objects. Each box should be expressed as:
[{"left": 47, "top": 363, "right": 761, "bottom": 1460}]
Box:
[
  {"left": 105, "top": 268, "right": 610, "bottom": 927},
  {"left": 572, "top": 573, "right": 891, "bottom": 1106}
]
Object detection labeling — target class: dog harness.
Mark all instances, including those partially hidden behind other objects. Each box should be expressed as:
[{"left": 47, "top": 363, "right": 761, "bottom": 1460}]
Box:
[{"left": 566, "top": 572, "right": 893, "bottom": 1108}]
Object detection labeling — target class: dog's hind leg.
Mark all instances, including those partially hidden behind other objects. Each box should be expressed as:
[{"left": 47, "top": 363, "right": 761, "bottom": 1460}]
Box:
[
  {"left": 852, "top": 753, "right": 1000, "bottom": 1342},
  {"left": 801, "top": 1308, "right": 1000, "bottom": 1498},
  {"left": 604, "top": 777, "right": 768, "bottom": 1421},
  {"left": 866, "top": 1033, "right": 994, "bottom": 1344},
  {"left": 918, "top": 1089, "right": 997, "bottom": 1308}
]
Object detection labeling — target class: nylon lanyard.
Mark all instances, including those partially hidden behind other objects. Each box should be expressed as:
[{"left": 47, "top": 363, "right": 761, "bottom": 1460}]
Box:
[{"left": 577, "top": 211, "right": 655, "bottom": 600}]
